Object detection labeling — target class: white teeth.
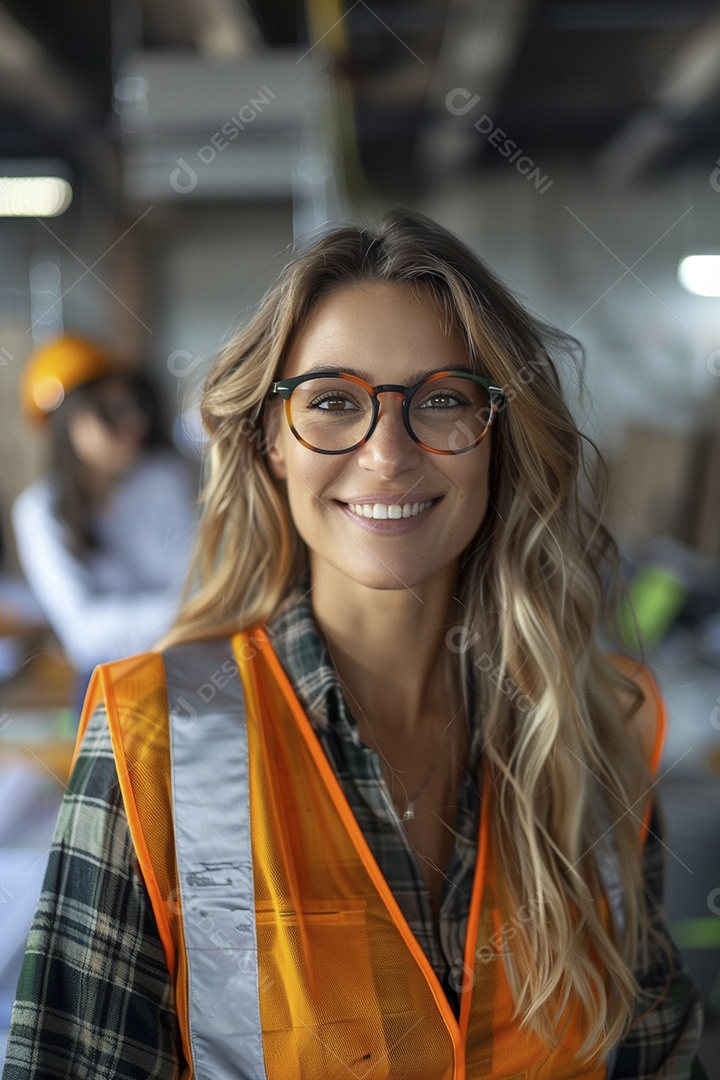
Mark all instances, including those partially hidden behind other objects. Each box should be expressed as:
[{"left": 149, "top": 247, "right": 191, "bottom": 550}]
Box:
[{"left": 347, "top": 500, "right": 434, "bottom": 520}]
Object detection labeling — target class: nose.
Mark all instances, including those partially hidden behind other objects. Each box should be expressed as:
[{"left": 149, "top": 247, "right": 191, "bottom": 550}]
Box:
[{"left": 355, "top": 391, "right": 423, "bottom": 477}]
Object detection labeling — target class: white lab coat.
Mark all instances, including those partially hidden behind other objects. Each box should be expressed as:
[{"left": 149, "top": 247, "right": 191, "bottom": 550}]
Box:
[{"left": 12, "top": 450, "right": 198, "bottom": 672}]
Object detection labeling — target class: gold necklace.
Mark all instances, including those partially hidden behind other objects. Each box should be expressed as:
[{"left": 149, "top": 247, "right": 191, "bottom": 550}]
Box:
[{"left": 324, "top": 638, "right": 459, "bottom": 822}]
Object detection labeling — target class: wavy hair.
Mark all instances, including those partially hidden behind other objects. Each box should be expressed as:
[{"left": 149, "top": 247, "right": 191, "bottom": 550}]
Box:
[{"left": 163, "top": 208, "right": 660, "bottom": 1059}]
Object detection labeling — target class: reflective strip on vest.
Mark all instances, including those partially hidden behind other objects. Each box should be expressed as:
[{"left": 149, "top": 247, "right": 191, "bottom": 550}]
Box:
[{"left": 164, "top": 641, "right": 269, "bottom": 1080}]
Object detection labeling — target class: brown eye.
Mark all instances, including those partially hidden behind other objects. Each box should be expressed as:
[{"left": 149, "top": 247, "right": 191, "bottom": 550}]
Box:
[{"left": 308, "top": 393, "right": 361, "bottom": 412}]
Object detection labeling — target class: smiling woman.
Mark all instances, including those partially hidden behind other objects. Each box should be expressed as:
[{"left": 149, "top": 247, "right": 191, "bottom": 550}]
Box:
[
  {"left": 2, "top": 210, "right": 706, "bottom": 1080},
  {"left": 265, "top": 283, "right": 494, "bottom": 597}
]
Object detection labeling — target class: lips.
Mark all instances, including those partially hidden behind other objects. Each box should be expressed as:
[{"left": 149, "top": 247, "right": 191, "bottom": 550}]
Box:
[{"left": 346, "top": 499, "right": 435, "bottom": 520}]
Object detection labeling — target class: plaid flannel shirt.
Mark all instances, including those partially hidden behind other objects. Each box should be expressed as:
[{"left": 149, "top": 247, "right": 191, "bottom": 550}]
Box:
[{"left": 3, "top": 588, "right": 706, "bottom": 1078}]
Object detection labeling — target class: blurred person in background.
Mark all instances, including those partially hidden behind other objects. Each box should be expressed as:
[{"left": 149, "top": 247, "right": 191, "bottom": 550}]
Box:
[{"left": 11, "top": 336, "right": 197, "bottom": 694}]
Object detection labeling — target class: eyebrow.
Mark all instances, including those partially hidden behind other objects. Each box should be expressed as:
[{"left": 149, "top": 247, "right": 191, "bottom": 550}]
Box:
[{"left": 300, "top": 363, "right": 475, "bottom": 383}]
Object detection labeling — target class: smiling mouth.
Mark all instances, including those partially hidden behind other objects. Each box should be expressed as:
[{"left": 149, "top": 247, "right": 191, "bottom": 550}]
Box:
[{"left": 345, "top": 499, "right": 436, "bottom": 520}]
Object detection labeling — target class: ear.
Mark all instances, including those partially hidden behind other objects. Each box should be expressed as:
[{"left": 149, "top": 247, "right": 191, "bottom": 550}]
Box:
[
  {"left": 267, "top": 438, "right": 287, "bottom": 481},
  {"left": 264, "top": 406, "right": 287, "bottom": 481}
]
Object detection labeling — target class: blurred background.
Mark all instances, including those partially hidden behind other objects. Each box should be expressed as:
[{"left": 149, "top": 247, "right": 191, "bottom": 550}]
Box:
[{"left": 0, "top": 0, "right": 719, "bottom": 1070}]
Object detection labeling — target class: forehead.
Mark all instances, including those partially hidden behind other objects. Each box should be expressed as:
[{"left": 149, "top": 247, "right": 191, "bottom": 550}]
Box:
[{"left": 281, "top": 282, "right": 470, "bottom": 380}]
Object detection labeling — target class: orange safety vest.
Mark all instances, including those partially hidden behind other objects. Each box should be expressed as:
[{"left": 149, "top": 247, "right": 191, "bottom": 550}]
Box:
[{"left": 75, "top": 629, "right": 665, "bottom": 1080}]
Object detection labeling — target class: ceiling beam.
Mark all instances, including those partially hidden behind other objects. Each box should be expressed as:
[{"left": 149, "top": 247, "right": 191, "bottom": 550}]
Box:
[
  {"left": 0, "top": 4, "right": 92, "bottom": 123},
  {"left": 143, "top": 0, "right": 262, "bottom": 55},
  {"left": 415, "top": 0, "right": 538, "bottom": 176},
  {"left": 596, "top": 12, "right": 720, "bottom": 184}
]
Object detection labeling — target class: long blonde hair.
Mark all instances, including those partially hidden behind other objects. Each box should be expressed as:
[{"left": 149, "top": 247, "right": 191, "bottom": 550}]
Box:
[{"left": 164, "top": 209, "right": 661, "bottom": 1059}]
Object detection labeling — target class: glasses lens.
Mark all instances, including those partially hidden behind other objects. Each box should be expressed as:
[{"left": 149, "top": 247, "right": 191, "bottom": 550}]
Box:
[
  {"left": 409, "top": 374, "right": 493, "bottom": 452},
  {"left": 288, "top": 376, "right": 373, "bottom": 452}
]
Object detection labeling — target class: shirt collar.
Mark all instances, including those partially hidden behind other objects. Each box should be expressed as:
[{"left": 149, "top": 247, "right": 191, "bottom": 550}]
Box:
[{"left": 267, "top": 576, "right": 360, "bottom": 741}]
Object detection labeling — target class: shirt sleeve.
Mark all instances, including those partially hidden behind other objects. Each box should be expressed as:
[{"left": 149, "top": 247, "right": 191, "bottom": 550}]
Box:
[
  {"left": 11, "top": 475, "right": 186, "bottom": 672},
  {"left": 109, "top": 453, "right": 198, "bottom": 594},
  {"left": 1, "top": 706, "right": 183, "bottom": 1080},
  {"left": 609, "top": 804, "right": 707, "bottom": 1080}
]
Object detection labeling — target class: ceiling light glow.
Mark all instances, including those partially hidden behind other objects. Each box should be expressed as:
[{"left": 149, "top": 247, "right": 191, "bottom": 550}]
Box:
[
  {"left": 0, "top": 176, "right": 73, "bottom": 217},
  {"left": 678, "top": 255, "right": 720, "bottom": 297}
]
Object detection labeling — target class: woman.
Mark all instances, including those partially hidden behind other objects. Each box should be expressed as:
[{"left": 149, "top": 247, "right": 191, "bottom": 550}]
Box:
[
  {"left": 11, "top": 337, "right": 198, "bottom": 685},
  {"left": 3, "top": 212, "right": 705, "bottom": 1079}
]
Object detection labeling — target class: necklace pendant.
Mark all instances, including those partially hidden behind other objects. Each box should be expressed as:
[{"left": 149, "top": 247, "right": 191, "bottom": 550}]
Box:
[{"left": 402, "top": 803, "right": 415, "bottom": 821}]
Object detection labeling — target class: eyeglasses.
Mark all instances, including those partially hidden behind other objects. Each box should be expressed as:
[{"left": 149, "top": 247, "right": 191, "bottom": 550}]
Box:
[{"left": 270, "top": 369, "right": 505, "bottom": 455}]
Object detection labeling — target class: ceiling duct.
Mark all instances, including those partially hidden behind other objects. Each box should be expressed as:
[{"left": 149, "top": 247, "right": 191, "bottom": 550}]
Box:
[{"left": 115, "top": 48, "right": 337, "bottom": 208}]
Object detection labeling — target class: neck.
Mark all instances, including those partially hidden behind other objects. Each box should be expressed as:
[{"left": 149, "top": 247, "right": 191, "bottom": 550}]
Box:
[
  {"left": 80, "top": 472, "right": 114, "bottom": 504},
  {"left": 309, "top": 561, "right": 462, "bottom": 737}
]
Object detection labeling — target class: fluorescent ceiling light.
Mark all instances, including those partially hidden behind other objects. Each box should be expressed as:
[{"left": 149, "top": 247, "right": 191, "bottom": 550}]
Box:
[
  {"left": 0, "top": 176, "right": 72, "bottom": 217},
  {"left": 678, "top": 254, "right": 720, "bottom": 296}
]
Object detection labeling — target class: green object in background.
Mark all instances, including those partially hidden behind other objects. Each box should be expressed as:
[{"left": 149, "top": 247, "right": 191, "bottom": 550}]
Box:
[
  {"left": 54, "top": 707, "right": 79, "bottom": 739},
  {"left": 618, "top": 565, "right": 687, "bottom": 650},
  {"left": 669, "top": 916, "right": 720, "bottom": 949}
]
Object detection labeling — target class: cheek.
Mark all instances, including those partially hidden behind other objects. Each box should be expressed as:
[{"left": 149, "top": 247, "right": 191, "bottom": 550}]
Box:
[
  {"left": 459, "top": 450, "right": 492, "bottom": 525},
  {"left": 279, "top": 450, "right": 343, "bottom": 525}
]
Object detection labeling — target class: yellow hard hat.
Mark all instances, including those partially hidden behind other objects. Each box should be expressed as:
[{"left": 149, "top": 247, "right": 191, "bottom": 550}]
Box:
[{"left": 20, "top": 336, "right": 116, "bottom": 423}]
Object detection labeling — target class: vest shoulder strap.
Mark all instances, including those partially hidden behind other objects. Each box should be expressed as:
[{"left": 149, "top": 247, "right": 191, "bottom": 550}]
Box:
[
  {"left": 73, "top": 650, "right": 179, "bottom": 977},
  {"left": 609, "top": 653, "right": 666, "bottom": 774}
]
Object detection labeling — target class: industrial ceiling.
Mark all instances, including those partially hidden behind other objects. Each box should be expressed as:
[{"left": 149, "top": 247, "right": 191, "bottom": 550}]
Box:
[{"left": 1, "top": 0, "right": 719, "bottom": 206}]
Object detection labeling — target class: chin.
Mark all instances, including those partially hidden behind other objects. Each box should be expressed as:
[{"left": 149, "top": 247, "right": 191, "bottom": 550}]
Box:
[{"left": 331, "top": 555, "right": 441, "bottom": 595}]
